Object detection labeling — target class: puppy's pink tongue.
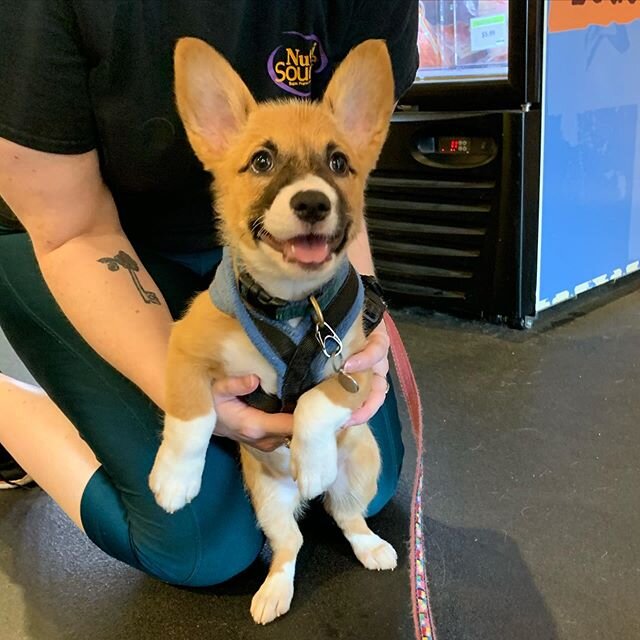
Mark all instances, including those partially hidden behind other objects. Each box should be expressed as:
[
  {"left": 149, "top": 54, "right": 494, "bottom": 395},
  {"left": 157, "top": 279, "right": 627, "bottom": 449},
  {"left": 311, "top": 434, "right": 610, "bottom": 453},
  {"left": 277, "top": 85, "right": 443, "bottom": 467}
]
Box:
[{"left": 283, "top": 235, "right": 330, "bottom": 264}]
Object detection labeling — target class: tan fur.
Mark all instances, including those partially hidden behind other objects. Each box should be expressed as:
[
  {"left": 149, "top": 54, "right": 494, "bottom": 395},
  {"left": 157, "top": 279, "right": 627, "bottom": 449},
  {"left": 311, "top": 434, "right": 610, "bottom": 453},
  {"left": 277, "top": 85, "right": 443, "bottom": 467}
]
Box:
[
  {"left": 164, "top": 292, "right": 239, "bottom": 419},
  {"left": 174, "top": 37, "right": 394, "bottom": 284},
  {"left": 211, "top": 103, "right": 370, "bottom": 250},
  {"left": 149, "top": 37, "right": 397, "bottom": 624}
]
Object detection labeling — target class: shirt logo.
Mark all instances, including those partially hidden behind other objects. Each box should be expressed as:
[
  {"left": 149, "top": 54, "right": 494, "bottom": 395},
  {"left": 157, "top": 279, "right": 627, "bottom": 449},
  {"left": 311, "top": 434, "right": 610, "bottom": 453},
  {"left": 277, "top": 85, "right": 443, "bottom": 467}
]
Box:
[{"left": 267, "top": 31, "right": 328, "bottom": 97}]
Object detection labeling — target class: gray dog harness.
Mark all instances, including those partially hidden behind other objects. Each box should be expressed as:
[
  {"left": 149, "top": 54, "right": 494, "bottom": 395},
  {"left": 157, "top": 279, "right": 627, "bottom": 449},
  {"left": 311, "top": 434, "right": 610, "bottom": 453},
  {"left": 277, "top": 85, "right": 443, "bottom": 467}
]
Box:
[{"left": 209, "top": 248, "right": 371, "bottom": 413}]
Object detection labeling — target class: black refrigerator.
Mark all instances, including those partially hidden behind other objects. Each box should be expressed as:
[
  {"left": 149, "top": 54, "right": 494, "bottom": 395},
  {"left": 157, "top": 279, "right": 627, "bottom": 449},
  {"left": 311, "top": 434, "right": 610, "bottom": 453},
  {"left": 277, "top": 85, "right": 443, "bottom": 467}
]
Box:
[{"left": 368, "top": 0, "right": 543, "bottom": 328}]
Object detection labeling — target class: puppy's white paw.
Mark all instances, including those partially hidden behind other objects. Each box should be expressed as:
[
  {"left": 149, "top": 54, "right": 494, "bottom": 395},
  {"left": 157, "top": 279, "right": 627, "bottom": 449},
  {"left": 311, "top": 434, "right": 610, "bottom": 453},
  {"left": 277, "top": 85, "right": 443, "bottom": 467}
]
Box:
[
  {"left": 250, "top": 572, "right": 295, "bottom": 625},
  {"left": 148, "top": 444, "right": 204, "bottom": 514},
  {"left": 350, "top": 533, "right": 397, "bottom": 571},
  {"left": 290, "top": 440, "right": 337, "bottom": 500}
]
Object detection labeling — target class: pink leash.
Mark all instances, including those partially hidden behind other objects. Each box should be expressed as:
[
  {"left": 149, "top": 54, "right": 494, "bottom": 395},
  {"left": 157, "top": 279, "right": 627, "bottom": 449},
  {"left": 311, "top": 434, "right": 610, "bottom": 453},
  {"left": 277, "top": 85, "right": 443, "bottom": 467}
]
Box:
[{"left": 385, "top": 312, "right": 435, "bottom": 640}]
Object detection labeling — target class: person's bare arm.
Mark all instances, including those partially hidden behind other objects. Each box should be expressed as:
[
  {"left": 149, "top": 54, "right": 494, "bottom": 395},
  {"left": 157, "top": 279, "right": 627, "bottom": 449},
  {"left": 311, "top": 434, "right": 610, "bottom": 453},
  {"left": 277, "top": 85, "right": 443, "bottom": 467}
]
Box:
[
  {"left": 0, "top": 139, "right": 173, "bottom": 408},
  {"left": 345, "top": 221, "right": 391, "bottom": 426},
  {"left": 0, "top": 138, "right": 293, "bottom": 448},
  {"left": 347, "top": 221, "right": 376, "bottom": 276}
]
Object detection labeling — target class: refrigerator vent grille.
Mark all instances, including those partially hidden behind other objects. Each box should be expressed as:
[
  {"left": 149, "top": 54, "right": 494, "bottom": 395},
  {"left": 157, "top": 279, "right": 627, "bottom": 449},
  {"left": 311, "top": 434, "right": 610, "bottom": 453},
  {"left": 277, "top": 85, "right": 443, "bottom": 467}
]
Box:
[{"left": 366, "top": 172, "right": 497, "bottom": 309}]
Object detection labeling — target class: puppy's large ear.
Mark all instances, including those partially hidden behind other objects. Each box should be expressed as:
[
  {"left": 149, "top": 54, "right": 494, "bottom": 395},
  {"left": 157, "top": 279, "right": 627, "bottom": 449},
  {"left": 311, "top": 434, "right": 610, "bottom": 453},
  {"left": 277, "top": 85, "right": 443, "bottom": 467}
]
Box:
[
  {"left": 175, "top": 37, "right": 256, "bottom": 165},
  {"left": 323, "top": 40, "right": 395, "bottom": 167}
]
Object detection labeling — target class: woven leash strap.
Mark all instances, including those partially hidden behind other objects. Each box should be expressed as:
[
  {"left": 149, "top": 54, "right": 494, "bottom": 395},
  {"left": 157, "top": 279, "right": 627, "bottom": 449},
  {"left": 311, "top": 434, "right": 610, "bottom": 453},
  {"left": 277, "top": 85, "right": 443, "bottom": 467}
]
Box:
[{"left": 385, "top": 312, "right": 436, "bottom": 640}]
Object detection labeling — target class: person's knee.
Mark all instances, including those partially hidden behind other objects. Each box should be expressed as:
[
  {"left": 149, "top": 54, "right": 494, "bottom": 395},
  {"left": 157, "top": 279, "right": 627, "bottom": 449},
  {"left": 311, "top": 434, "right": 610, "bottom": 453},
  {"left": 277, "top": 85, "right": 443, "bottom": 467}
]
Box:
[
  {"left": 83, "top": 448, "right": 265, "bottom": 587},
  {"left": 131, "top": 508, "right": 265, "bottom": 588},
  {"left": 83, "top": 477, "right": 265, "bottom": 587},
  {"left": 181, "top": 525, "right": 265, "bottom": 587},
  {"left": 142, "top": 543, "right": 264, "bottom": 587}
]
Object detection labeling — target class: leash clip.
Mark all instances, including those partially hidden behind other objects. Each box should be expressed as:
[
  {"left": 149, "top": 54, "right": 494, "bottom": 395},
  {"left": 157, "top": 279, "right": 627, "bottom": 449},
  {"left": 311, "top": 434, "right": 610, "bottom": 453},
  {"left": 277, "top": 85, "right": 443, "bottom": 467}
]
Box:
[
  {"left": 310, "top": 295, "right": 358, "bottom": 393},
  {"left": 310, "top": 295, "right": 343, "bottom": 358},
  {"left": 315, "top": 322, "right": 343, "bottom": 359}
]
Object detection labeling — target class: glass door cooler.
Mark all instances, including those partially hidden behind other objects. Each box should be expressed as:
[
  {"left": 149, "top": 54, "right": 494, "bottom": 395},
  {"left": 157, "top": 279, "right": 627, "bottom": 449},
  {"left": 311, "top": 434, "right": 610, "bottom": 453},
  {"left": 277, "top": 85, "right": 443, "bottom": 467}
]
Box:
[
  {"left": 368, "top": 0, "right": 542, "bottom": 326},
  {"left": 370, "top": 0, "right": 640, "bottom": 326},
  {"left": 417, "top": 0, "right": 509, "bottom": 84}
]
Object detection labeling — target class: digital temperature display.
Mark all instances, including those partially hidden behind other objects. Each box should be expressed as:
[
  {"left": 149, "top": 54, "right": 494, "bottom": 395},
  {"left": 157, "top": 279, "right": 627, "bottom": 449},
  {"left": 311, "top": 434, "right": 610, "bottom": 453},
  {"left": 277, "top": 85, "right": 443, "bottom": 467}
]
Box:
[{"left": 438, "top": 137, "right": 471, "bottom": 154}]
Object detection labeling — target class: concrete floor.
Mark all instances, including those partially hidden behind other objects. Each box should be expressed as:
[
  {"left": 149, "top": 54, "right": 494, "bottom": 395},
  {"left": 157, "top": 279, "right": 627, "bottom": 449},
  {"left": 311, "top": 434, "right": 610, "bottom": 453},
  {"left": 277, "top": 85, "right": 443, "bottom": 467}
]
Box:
[{"left": 1, "top": 277, "right": 639, "bottom": 640}]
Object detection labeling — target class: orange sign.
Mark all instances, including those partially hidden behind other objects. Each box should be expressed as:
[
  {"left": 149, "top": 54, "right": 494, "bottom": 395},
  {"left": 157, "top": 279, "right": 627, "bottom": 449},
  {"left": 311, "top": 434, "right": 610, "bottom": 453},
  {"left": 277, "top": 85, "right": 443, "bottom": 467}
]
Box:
[{"left": 549, "top": 0, "right": 640, "bottom": 33}]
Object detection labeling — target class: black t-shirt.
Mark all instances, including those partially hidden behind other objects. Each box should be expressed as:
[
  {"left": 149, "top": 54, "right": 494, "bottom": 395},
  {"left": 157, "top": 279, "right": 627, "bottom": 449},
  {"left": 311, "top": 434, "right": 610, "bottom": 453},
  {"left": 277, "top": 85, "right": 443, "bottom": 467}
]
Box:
[{"left": 0, "top": 1, "right": 418, "bottom": 251}]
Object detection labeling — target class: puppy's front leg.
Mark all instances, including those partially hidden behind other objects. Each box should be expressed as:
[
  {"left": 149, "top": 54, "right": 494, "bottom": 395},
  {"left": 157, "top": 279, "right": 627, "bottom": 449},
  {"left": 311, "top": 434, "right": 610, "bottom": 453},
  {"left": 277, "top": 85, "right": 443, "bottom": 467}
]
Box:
[
  {"left": 149, "top": 350, "right": 216, "bottom": 514},
  {"left": 290, "top": 372, "right": 371, "bottom": 500}
]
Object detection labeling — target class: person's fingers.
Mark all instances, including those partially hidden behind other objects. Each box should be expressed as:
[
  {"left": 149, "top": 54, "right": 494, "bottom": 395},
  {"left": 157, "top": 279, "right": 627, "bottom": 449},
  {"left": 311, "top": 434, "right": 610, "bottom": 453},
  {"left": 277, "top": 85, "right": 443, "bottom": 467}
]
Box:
[
  {"left": 343, "top": 329, "right": 390, "bottom": 373},
  {"left": 212, "top": 374, "right": 259, "bottom": 400},
  {"left": 257, "top": 411, "right": 294, "bottom": 435},
  {"left": 344, "top": 372, "right": 389, "bottom": 426},
  {"left": 246, "top": 436, "right": 290, "bottom": 453},
  {"left": 214, "top": 390, "right": 294, "bottom": 435},
  {"left": 238, "top": 408, "right": 293, "bottom": 437},
  {"left": 371, "top": 355, "right": 390, "bottom": 378},
  {"left": 212, "top": 421, "right": 289, "bottom": 451}
]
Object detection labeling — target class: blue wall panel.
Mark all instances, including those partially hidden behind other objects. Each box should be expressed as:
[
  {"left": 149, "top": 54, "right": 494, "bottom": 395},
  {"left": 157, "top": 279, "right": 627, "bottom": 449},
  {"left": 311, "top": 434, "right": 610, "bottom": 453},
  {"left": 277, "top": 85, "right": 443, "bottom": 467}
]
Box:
[{"left": 538, "top": 19, "right": 640, "bottom": 309}]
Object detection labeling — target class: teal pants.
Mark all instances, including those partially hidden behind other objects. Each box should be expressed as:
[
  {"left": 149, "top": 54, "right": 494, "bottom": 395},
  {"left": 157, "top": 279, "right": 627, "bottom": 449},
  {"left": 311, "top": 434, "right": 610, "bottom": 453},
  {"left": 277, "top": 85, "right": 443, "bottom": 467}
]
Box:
[{"left": 0, "top": 229, "right": 404, "bottom": 587}]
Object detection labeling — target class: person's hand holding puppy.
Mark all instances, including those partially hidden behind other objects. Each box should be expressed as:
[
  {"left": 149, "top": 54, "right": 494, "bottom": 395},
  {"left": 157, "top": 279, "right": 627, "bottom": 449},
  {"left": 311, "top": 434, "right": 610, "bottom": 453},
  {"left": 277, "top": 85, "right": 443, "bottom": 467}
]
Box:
[
  {"left": 211, "top": 375, "right": 293, "bottom": 452},
  {"left": 344, "top": 321, "right": 390, "bottom": 426},
  {"left": 212, "top": 321, "right": 390, "bottom": 450}
]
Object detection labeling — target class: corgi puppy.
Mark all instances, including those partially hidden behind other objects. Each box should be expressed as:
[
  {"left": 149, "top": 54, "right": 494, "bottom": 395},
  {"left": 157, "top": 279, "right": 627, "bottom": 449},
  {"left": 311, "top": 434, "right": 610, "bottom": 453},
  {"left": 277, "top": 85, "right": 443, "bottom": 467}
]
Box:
[{"left": 149, "top": 37, "right": 396, "bottom": 624}]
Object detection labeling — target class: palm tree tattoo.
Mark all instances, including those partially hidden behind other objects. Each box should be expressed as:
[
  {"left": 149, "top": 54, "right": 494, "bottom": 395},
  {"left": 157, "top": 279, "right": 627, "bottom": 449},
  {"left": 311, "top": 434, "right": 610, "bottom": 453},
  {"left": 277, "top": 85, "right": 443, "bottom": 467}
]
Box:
[{"left": 97, "top": 251, "right": 161, "bottom": 305}]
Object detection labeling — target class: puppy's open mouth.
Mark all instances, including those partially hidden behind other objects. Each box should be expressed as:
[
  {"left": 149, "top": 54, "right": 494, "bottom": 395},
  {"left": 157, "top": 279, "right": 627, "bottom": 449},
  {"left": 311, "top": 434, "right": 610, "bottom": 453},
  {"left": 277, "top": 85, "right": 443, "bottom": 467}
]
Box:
[{"left": 259, "top": 230, "right": 346, "bottom": 267}]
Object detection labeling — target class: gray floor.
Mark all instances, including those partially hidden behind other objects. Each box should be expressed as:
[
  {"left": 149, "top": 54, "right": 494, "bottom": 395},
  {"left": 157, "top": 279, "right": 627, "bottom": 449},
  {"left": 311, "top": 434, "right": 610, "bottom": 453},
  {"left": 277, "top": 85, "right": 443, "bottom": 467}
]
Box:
[{"left": 1, "top": 277, "right": 639, "bottom": 640}]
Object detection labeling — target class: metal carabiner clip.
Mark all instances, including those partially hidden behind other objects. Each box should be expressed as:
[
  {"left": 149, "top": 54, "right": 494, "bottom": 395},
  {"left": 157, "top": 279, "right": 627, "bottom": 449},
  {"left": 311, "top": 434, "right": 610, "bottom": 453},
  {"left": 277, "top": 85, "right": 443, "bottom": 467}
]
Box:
[
  {"left": 315, "top": 321, "right": 343, "bottom": 359},
  {"left": 310, "top": 295, "right": 343, "bottom": 358}
]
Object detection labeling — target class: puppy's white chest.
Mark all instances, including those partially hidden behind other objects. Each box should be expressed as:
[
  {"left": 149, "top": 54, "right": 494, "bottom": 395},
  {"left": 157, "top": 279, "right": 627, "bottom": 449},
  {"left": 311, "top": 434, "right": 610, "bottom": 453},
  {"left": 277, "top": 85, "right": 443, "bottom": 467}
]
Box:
[{"left": 219, "top": 330, "right": 278, "bottom": 395}]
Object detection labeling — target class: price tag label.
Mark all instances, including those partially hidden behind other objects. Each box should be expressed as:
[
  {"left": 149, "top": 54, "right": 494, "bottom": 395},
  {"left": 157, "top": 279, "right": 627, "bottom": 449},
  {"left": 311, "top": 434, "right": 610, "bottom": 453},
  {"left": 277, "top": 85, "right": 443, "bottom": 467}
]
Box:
[{"left": 470, "top": 13, "right": 507, "bottom": 53}]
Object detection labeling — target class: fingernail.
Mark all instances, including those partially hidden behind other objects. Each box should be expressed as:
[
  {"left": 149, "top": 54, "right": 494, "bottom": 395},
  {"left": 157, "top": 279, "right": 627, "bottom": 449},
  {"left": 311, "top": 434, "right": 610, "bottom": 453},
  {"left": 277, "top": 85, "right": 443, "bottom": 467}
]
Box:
[{"left": 343, "top": 359, "right": 357, "bottom": 373}]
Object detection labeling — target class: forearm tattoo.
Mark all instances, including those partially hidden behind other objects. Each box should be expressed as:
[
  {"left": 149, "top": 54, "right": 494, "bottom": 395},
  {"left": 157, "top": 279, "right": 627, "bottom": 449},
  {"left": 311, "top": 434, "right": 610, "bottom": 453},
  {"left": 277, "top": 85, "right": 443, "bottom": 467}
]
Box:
[{"left": 97, "top": 251, "right": 161, "bottom": 305}]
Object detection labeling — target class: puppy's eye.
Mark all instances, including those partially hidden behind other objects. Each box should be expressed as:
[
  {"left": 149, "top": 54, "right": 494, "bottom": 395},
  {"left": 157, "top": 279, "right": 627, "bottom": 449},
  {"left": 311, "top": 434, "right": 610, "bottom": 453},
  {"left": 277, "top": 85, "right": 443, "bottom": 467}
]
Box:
[
  {"left": 250, "top": 149, "right": 274, "bottom": 174},
  {"left": 329, "top": 151, "right": 349, "bottom": 176}
]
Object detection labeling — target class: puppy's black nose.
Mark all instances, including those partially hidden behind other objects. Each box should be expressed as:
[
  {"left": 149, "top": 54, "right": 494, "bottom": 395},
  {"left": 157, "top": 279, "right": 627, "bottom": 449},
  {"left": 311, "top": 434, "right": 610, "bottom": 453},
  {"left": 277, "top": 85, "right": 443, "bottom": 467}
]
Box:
[{"left": 290, "top": 190, "right": 331, "bottom": 223}]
